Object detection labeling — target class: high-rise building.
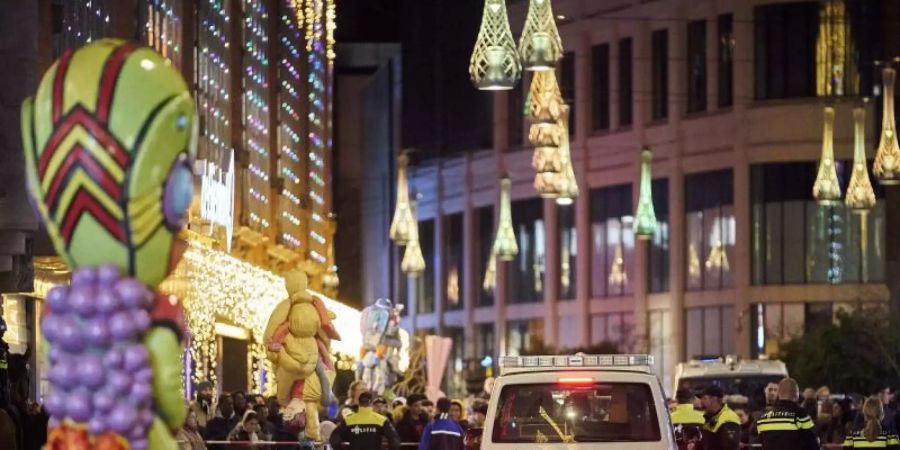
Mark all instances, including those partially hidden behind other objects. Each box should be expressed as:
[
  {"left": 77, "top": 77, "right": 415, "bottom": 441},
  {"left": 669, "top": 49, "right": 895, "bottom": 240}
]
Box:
[{"left": 379, "top": 0, "right": 897, "bottom": 394}]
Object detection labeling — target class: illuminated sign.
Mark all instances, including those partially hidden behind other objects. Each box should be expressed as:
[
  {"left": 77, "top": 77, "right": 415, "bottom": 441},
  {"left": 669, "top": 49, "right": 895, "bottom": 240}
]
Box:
[{"left": 200, "top": 150, "right": 235, "bottom": 250}]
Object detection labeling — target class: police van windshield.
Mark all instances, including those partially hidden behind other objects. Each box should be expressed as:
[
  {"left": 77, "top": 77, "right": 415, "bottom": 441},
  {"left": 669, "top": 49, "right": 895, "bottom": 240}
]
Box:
[
  {"left": 678, "top": 375, "right": 783, "bottom": 412},
  {"left": 491, "top": 382, "right": 661, "bottom": 443}
]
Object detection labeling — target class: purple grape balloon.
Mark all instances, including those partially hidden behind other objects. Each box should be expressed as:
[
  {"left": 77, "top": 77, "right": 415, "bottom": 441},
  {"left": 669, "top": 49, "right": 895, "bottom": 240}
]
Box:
[
  {"left": 109, "top": 311, "right": 135, "bottom": 340},
  {"left": 45, "top": 266, "right": 159, "bottom": 450},
  {"left": 84, "top": 318, "right": 110, "bottom": 347},
  {"left": 46, "top": 286, "right": 69, "bottom": 314},
  {"left": 97, "top": 264, "right": 120, "bottom": 286},
  {"left": 66, "top": 390, "right": 93, "bottom": 422},
  {"left": 108, "top": 404, "right": 138, "bottom": 434},
  {"left": 71, "top": 267, "right": 97, "bottom": 288},
  {"left": 115, "top": 279, "right": 149, "bottom": 309},
  {"left": 68, "top": 286, "right": 96, "bottom": 316},
  {"left": 123, "top": 345, "right": 149, "bottom": 372},
  {"left": 95, "top": 290, "right": 120, "bottom": 314}
]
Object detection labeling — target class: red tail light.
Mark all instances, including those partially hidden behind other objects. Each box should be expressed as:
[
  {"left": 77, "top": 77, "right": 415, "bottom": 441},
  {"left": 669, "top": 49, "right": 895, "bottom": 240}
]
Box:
[{"left": 558, "top": 377, "right": 593, "bottom": 385}]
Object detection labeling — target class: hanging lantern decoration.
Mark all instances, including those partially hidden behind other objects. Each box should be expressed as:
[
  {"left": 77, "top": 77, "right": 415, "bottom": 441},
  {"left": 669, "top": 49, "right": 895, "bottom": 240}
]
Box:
[
  {"left": 553, "top": 111, "right": 578, "bottom": 205},
  {"left": 401, "top": 200, "right": 427, "bottom": 276},
  {"left": 390, "top": 152, "right": 416, "bottom": 245},
  {"left": 493, "top": 176, "right": 519, "bottom": 261},
  {"left": 633, "top": 147, "right": 658, "bottom": 238},
  {"left": 518, "top": 0, "right": 563, "bottom": 71},
  {"left": 845, "top": 106, "right": 877, "bottom": 212},
  {"left": 874, "top": 67, "right": 900, "bottom": 184},
  {"left": 469, "top": 0, "right": 522, "bottom": 90},
  {"left": 482, "top": 252, "right": 496, "bottom": 293},
  {"left": 813, "top": 106, "right": 842, "bottom": 205},
  {"left": 527, "top": 70, "right": 566, "bottom": 176}
]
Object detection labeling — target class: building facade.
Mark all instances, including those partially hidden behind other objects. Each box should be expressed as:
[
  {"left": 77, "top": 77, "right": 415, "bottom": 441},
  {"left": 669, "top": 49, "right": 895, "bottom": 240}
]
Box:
[
  {"left": 396, "top": 0, "right": 896, "bottom": 392},
  {"left": 0, "top": 0, "right": 338, "bottom": 398}
]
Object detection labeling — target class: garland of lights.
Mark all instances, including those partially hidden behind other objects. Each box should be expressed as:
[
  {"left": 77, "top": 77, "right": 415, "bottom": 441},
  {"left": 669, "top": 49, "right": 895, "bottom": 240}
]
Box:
[
  {"left": 304, "top": 0, "right": 330, "bottom": 265},
  {"left": 245, "top": 0, "right": 272, "bottom": 230},
  {"left": 196, "top": 0, "right": 232, "bottom": 172},
  {"left": 61, "top": 0, "right": 111, "bottom": 52},
  {"left": 144, "top": 0, "right": 182, "bottom": 67},
  {"left": 279, "top": 3, "right": 306, "bottom": 250}
]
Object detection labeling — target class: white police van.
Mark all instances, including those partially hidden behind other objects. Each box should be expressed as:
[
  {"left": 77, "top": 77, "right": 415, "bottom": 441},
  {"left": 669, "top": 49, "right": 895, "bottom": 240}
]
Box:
[
  {"left": 481, "top": 354, "right": 677, "bottom": 450},
  {"left": 674, "top": 355, "right": 788, "bottom": 410}
]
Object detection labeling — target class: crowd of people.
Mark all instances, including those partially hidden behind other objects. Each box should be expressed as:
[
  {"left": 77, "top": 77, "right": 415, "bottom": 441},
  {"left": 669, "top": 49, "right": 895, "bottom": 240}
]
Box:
[
  {"left": 327, "top": 380, "right": 489, "bottom": 450},
  {"left": 670, "top": 378, "right": 900, "bottom": 450},
  {"left": 175, "top": 379, "right": 489, "bottom": 450}
]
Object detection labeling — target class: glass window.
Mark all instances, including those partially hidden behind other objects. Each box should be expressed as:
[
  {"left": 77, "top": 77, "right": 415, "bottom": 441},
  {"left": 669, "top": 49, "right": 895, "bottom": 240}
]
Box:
[
  {"left": 445, "top": 213, "right": 464, "bottom": 310},
  {"left": 648, "top": 310, "right": 672, "bottom": 389},
  {"left": 507, "top": 319, "right": 544, "bottom": 356},
  {"left": 509, "top": 199, "right": 545, "bottom": 303},
  {"left": 509, "top": 81, "right": 524, "bottom": 147},
  {"left": 684, "top": 305, "right": 734, "bottom": 359},
  {"left": 753, "top": 2, "right": 818, "bottom": 100},
  {"left": 649, "top": 179, "right": 670, "bottom": 293},
  {"left": 751, "top": 162, "right": 885, "bottom": 284},
  {"left": 445, "top": 327, "right": 465, "bottom": 397},
  {"left": 417, "top": 219, "right": 435, "bottom": 313},
  {"left": 651, "top": 29, "right": 668, "bottom": 120},
  {"left": 717, "top": 14, "right": 734, "bottom": 108},
  {"left": 618, "top": 38, "right": 633, "bottom": 127},
  {"left": 590, "top": 185, "right": 634, "bottom": 297},
  {"left": 685, "top": 170, "right": 734, "bottom": 290},
  {"left": 477, "top": 206, "right": 495, "bottom": 306},
  {"left": 491, "top": 383, "right": 662, "bottom": 443},
  {"left": 687, "top": 20, "right": 707, "bottom": 113},
  {"left": 475, "top": 323, "right": 496, "bottom": 361},
  {"left": 559, "top": 205, "right": 577, "bottom": 300},
  {"left": 592, "top": 43, "right": 610, "bottom": 131},
  {"left": 559, "top": 51, "right": 576, "bottom": 135},
  {"left": 804, "top": 302, "right": 833, "bottom": 335},
  {"left": 590, "top": 313, "right": 633, "bottom": 350}
]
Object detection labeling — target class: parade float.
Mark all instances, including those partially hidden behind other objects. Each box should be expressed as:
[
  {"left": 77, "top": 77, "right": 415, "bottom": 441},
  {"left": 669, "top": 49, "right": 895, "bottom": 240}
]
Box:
[
  {"left": 356, "top": 299, "right": 404, "bottom": 396},
  {"left": 22, "top": 39, "right": 196, "bottom": 450}
]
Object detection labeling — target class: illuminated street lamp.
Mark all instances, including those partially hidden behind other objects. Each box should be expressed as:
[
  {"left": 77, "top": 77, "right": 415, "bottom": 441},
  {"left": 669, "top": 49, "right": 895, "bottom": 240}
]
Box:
[
  {"left": 469, "top": 0, "right": 521, "bottom": 90},
  {"left": 633, "top": 147, "right": 657, "bottom": 239}
]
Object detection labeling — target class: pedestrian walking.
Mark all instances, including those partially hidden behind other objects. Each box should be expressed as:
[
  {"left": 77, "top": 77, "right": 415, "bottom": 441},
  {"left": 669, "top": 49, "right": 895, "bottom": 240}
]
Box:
[
  {"left": 755, "top": 377, "right": 819, "bottom": 450},
  {"left": 329, "top": 391, "right": 401, "bottom": 450},
  {"left": 698, "top": 385, "right": 741, "bottom": 450},
  {"left": 843, "top": 397, "right": 900, "bottom": 449},
  {"left": 418, "top": 398, "right": 465, "bottom": 450},
  {"left": 670, "top": 389, "right": 704, "bottom": 450}
]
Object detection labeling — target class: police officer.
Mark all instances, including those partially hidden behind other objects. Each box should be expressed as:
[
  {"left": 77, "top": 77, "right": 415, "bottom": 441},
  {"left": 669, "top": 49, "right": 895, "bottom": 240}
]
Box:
[
  {"left": 671, "top": 389, "right": 704, "bottom": 450},
  {"left": 699, "top": 385, "right": 741, "bottom": 450},
  {"left": 330, "top": 391, "right": 401, "bottom": 450},
  {"left": 756, "top": 377, "right": 819, "bottom": 450}
]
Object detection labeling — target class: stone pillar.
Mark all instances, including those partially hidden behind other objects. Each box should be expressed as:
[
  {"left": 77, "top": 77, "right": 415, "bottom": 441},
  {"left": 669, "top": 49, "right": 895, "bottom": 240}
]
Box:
[
  {"left": 543, "top": 199, "right": 559, "bottom": 347},
  {"left": 573, "top": 32, "right": 591, "bottom": 347},
  {"left": 463, "top": 154, "right": 477, "bottom": 359},
  {"left": 434, "top": 162, "right": 445, "bottom": 335},
  {"left": 493, "top": 91, "right": 509, "bottom": 357},
  {"left": 732, "top": 0, "right": 754, "bottom": 358}
]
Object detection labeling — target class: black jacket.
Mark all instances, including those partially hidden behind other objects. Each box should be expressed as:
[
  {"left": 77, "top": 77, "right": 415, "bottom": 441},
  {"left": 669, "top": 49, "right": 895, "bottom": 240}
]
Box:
[
  {"left": 204, "top": 414, "right": 240, "bottom": 450},
  {"left": 756, "top": 400, "right": 819, "bottom": 450},
  {"left": 702, "top": 404, "right": 742, "bottom": 450},
  {"left": 329, "top": 406, "right": 400, "bottom": 450},
  {"left": 396, "top": 410, "right": 429, "bottom": 443}
]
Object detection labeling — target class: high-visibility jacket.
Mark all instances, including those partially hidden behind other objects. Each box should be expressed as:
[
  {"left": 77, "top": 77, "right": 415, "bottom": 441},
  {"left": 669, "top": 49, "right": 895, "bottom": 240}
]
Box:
[
  {"left": 671, "top": 404, "right": 704, "bottom": 449},
  {"left": 330, "top": 406, "right": 401, "bottom": 450},
  {"left": 755, "top": 400, "right": 819, "bottom": 450},
  {"left": 702, "top": 404, "right": 742, "bottom": 450},
  {"left": 843, "top": 429, "right": 900, "bottom": 449}
]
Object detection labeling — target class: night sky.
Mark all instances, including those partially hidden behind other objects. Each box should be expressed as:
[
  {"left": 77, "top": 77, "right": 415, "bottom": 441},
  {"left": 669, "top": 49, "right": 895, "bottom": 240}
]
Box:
[{"left": 337, "top": 0, "right": 494, "bottom": 159}]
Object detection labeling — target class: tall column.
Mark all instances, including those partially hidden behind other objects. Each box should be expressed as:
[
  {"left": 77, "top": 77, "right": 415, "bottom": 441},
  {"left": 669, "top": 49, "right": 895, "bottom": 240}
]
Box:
[
  {"left": 543, "top": 199, "right": 559, "bottom": 347},
  {"left": 229, "top": 0, "right": 245, "bottom": 226},
  {"left": 463, "top": 154, "right": 477, "bottom": 358},
  {"left": 732, "top": 0, "right": 753, "bottom": 358},
  {"left": 574, "top": 32, "right": 591, "bottom": 347},
  {"left": 669, "top": 159, "right": 685, "bottom": 365},
  {"left": 266, "top": 0, "right": 280, "bottom": 241},
  {"left": 493, "top": 91, "right": 509, "bottom": 357},
  {"left": 434, "top": 162, "right": 445, "bottom": 335}
]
